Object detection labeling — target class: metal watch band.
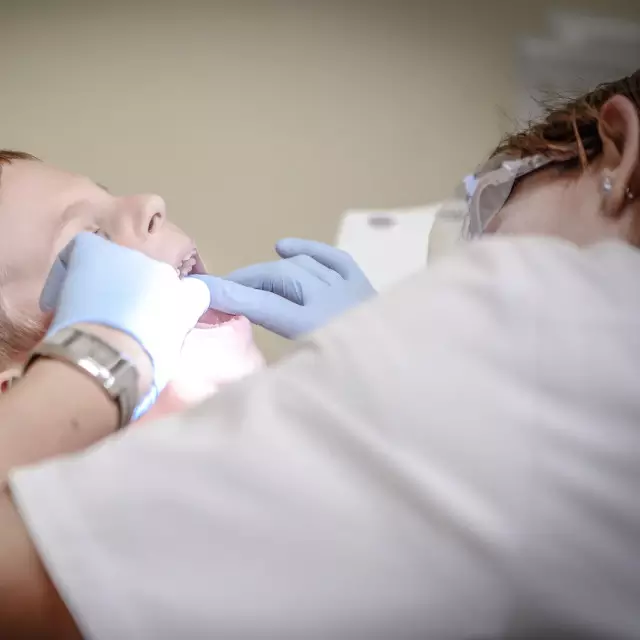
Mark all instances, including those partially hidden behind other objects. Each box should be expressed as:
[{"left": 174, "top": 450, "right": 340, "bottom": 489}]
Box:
[{"left": 23, "top": 327, "right": 139, "bottom": 429}]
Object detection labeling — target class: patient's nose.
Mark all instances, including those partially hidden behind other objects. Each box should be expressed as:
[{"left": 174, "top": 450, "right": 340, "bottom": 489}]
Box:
[
  {"left": 131, "top": 194, "right": 166, "bottom": 238},
  {"left": 108, "top": 194, "right": 167, "bottom": 246}
]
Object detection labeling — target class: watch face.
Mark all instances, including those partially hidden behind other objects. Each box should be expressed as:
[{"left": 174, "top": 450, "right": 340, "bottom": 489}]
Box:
[
  {"left": 37, "top": 328, "right": 139, "bottom": 427},
  {"left": 86, "top": 338, "right": 120, "bottom": 367}
]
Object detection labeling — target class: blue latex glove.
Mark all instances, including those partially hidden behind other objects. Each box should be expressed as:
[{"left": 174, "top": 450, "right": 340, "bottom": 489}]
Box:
[
  {"left": 195, "top": 238, "right": 376, "bottom": 339},
  {"left": 40, "top": 232, "right": 210, "bottom": 417}
]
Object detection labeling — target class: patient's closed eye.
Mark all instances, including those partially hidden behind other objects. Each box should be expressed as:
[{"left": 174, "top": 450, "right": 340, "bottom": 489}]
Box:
[{"left": 93, "top": 228, "right": 111, "bottom": 240}]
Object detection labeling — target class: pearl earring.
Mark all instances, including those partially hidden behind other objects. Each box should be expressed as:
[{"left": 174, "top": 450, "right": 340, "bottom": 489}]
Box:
[{"left": 602, "top": 173, "right": 635, "bottom": 200}]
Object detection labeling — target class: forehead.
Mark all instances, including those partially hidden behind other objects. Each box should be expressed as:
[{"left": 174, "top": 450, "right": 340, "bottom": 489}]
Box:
[
  {"left": 0, "top": 160, "right": 110, "bottom": 238},
  {"left": 0, "top": 159, "right": 100, "bottom": 205},
  {"left": 0, "top": 160, "right": 109, "bottom": 273}
]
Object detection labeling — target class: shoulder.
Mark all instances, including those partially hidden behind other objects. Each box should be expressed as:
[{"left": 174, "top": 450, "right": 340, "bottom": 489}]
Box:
[
  {"left": 397, "top": 236, "right": 640, "bottom": 322},
  {"left": 312, "top": 236, "right": 640, "bottom": 443}
]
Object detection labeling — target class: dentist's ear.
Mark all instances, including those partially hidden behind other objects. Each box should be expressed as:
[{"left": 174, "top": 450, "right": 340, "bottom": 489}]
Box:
[
  {"left": 0, "top": 369, "right": 20, "bottom": 393},
  {"left": 598, "top": 95, "right": 640, "bottom": 219}
]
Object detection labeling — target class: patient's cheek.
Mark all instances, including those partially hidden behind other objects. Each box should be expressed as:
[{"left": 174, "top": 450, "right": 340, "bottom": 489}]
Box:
[{"left": 137, "top": 316, "right": 264, "bottom": 424}]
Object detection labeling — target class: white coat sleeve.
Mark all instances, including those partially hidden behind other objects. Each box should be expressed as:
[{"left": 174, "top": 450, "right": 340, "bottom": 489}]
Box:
[{"left": 9, "top": 237, "right": 640, "bottom": 640}]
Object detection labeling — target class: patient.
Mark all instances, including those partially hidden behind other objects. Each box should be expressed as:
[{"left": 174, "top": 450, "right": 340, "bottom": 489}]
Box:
[{"left": 0, "top": 150, "right": 263, "bottom": 419}]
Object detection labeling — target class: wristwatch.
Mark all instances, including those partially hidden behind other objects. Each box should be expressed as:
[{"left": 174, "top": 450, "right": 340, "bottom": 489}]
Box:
[{"left": 23, "top": 327, "right": 139, "bottom": 429}]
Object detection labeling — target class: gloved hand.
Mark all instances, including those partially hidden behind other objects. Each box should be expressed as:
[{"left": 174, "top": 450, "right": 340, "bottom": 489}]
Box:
[
  {"left": 40, "top": 232, "right": 210, "bottom": 417},
  {"left": 195, "top": 238, "right": 375, "bottom": 339}
]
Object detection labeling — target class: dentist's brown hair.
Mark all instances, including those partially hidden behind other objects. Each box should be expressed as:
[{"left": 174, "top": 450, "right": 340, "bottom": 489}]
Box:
[{"left": 492, "top": 70, "right": 640, "bottom": 172}]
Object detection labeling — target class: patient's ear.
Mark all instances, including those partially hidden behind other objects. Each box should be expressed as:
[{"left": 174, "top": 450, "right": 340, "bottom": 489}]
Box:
[{"left": 598, "top": 95, "right": 640, "bottom": 217}]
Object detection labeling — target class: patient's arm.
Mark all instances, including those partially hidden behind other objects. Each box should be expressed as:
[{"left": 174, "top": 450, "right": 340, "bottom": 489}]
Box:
[
  {"left": 0, "top": 360, "right": 118, "bottom": 480},
  {"left": 0, "top": 318, "right": 264, "bottom": 639},
  {"left": 0, "top": 485, "right": 81, "bottom": 639},
  {"left": 0, "top": 314, "right": 264, "bottom": 477},
  {"left": 0, "top": 324, "right": 144, "bottom": 637},
  {"left": 0, "top": 345, "right": 126, "bottom": 638},
  {"left": 0, "top": 324, "right": 150, "bottom": 482}
]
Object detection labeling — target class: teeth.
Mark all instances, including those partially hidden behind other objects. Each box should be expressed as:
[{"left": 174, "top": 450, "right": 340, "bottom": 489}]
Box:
[
  {"left": 176, "top": 256, "right": 196, "bottom": 279},
  {"left": 175, "top": 251, "right": 197, "bottom": 279},
  {"left": 183, "top": 258, "right": 196, "bottom": 275}
]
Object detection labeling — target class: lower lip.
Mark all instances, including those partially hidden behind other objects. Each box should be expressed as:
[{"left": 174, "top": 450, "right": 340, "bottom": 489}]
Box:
[{"left": 196, "top": 309, "right": 236, "bottom": 328}]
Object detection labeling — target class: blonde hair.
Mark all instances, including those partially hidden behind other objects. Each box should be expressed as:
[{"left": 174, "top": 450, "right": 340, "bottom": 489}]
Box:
[
  {"left": 0, "top": 304, "right": 46, "bottom": 368},
  {"left": 0, "top": 150, "right": 45, "bottom": 368}
]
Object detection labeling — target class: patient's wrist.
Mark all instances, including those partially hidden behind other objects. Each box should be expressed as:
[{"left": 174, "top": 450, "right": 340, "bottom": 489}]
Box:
[
  {"left": 0, "top": 319, "right": 154, "bottom": 480},
  {"left": 72, "top": 323, "right": 153, "bottom": 402}
]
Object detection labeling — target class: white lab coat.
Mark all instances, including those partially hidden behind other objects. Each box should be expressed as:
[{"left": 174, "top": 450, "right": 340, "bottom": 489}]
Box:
[{"left": 9, "top": 236, "right": 640, "bottom": 639}]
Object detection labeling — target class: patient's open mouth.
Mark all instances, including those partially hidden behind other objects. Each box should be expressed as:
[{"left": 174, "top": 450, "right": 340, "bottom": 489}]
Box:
[{"left": 175, "top": 250, "right": 232, "bottom": 326}]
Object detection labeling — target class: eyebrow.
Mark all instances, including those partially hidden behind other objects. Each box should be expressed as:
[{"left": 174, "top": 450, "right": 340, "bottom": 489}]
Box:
[{"left": 96, "top": 183, "right": 110, "bottom": 193}]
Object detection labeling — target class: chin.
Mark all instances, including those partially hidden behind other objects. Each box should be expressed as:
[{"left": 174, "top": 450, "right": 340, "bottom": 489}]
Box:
[
  {"left": 0, "top": 312, "right": 49, "bottom": 372},
  {"left": 135, "top": 317, "right": 264, "bottom": 425}
]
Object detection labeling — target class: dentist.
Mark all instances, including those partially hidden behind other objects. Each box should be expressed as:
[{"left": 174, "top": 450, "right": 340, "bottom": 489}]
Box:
[{"left": 3, "top": 78, "right": 640, "bottom": 638}]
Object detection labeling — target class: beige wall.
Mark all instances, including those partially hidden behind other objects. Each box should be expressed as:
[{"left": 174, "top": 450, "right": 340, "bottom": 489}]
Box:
[{"left": 1, "top": 0, "right": 639, "bottom": 359}]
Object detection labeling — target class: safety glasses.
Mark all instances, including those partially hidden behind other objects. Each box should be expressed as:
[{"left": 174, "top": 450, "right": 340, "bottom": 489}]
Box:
[{"left": 461, "top": 153, "right": 555, "bottom": 239}]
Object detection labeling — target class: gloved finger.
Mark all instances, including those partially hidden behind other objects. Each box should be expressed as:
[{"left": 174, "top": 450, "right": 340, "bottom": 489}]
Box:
[
  {"left": 178, "top": 277, "right": 212, "bottom": 326},
  {"left": 193, "top": 274, "right": 308, "bottom": 338},
  {"left": 39, "top": 236, "right": 78, "bottom": 311},
  {"left": 275, "top": 238, "right": 361, "bottom": 281},
  {"left": 223, "top": 262, "right": 279, "bottom": 291},
  {"left": 224, "top": 261, "right": 317, "bottom": 305},
  {"left": 286, "top": 254, "right": 343, "bottom": 285}
]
